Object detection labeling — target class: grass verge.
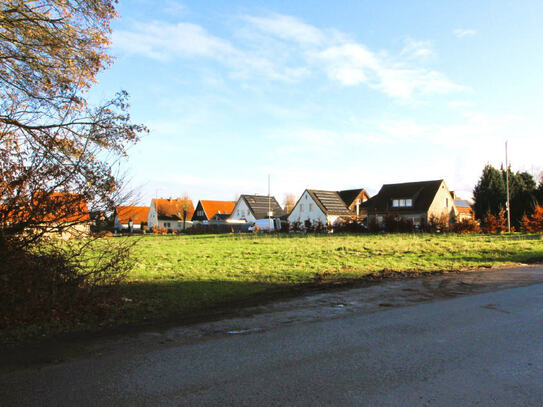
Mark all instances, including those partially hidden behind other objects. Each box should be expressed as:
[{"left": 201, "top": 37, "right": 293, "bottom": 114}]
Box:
[{"left": 4, "top": 233, "right": 543, "bottom": 341}]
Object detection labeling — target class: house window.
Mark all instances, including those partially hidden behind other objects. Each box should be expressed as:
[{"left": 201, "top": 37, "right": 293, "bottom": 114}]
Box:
[
  {"left": 164, "top": 222, "right": 171, "bottom": 228},
  {"left": 444, "top": 198, "right": 449, "bottom": 208},
  {"left": 309, "top": 203, "right": 313, "bottom": 211},
  {"left": 301, "top": 204, "right": 305, "bottom": 212},
  {"left": 393, "top": 199, "right": 412, "bottom": 207}
]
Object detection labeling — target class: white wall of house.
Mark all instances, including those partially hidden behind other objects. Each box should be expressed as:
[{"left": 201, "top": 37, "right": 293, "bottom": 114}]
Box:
[
  {"left": 428, "top": 181, "right": 457, "bottom": 221},
  {"left": 288, "top": 191, "right": 327, "bottom": 226},
  {"left": 148, "top": 201, "right": 158, "bottom": 229},
  {"left": 114, "top": 215, "right": 142, "bottom": 231},
  {"left": 147, "top": 201, "right": 192, "bottom": 230},
  {"left": 229, "top": 199, "right": 256, "bottom": 223}
]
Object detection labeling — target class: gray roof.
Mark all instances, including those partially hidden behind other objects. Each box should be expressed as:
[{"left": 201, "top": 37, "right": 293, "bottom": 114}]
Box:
[
  {"left": 362, "top": 180, "right": 444, "bottom": 213},
  {"left": 454, "top": 199, "right": 471, "bottom": 208},
  {"left": 307, "top": 190, "right": 352, "bottom": 216},
  {"left": 241, "top": 195, "right": 285, "bottom": 219}
]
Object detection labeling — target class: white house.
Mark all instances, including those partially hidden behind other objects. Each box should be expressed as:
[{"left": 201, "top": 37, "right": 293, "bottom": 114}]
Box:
[
  {"left": 148, "top": 198, "right": 194, "bottom": 231},
  {"left": 229, "top": 194, "right": 285, "bottom": 225},
  {"left": 114, "top": 206, "right": 150, "bottom": 231},
  {"left": 288, "top": 189, "right": 353, "bottom": 228}
]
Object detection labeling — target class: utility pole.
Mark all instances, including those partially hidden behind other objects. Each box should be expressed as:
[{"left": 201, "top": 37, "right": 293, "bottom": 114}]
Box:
[
  {"left": 268, "top": 174, "right": 272, "bottom": 231},
  {"left": 505, "top": 141, "right": 511, "bottom": 233}
]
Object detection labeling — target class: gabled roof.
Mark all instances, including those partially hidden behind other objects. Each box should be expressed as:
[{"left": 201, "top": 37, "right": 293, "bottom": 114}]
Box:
[
  {"left": 199, "top": 200, "right": 235, "bottom": 220},
  {"left": 362, "top": 180, "right": 444, "bottom": 213},
  {"left": 2, "top": 192, "right": 91, "bottom": 223},
  {"left": 37, "top": 192, "right": 90, "bottom": 223},
  {"left": 337, "top": 188, "right": 370, "bottom": 210},
  {"left": 116, "top": 206, "right": 150, "bottom": 224},
  {"left": 306, "top": 190, "right": 352, "bottom": 216},
  {"left": 239, "top": 195, "right": 285, "bottom": 219},
  {"left": 152, "top": 198, "right": 194, "bottom": 220}
]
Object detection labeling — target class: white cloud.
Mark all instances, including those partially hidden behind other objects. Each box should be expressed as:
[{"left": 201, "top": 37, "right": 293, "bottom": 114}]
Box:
[
  {"left": 113, "top": 21, "right": 237, "bottom": 61},
  {"left": 316, "top": 42, "right": 466, "bottom": 99},
  {"left": 400, "top": 38, "right": 434, "bottom": 59},
  {"left": 114, "top": 14, "right": 467, "bottom": 100},
  {"left": 453, "top": 28, "right": 477, "bottom": 38},
  {"left": 244, "top": 14, "right": 324, "bottom": 45}
]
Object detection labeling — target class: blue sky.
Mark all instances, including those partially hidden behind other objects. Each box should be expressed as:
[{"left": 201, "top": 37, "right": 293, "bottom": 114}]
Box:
[{"left": 89, "top": 0, "right": 543, "bottom": 205}]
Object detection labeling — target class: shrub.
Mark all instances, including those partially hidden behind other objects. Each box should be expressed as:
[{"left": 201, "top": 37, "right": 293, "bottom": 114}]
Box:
[
  {"left": 314, "top": 220, "right": 326, "bottom": 233},
  {"left": 291, "top": 221, "right": 302, "bottom": 232},
  {"left": 0, "top": 239, "right": 134, "bottom": 330},
  {"left": 452, "top": 218, "right": 481, "bottom": 234},
  {"left": 427, "top": 213, "right": 449, "bottom": 233},
  {"left": 520, "top": 205, "right": 543, "bottom": 232},
  {"left": 481, "top": 209, "right": 507, "bottom": 233},
  {"left": 383, "top": 214, "right": 416, "bottom": 233}
]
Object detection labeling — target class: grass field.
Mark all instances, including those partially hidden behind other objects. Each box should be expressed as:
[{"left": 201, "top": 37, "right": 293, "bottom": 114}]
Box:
[{"left": 114, "top": 233, "right": 543, "bottom": 325}]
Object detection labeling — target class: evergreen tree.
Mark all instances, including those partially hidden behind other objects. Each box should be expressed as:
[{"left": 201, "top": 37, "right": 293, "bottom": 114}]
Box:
[
  {"left": 473, "top": 165, "right": 506, "bottom": 220},
  {"left": 473, "top": 165, "right": 539, "bottom": 228}
]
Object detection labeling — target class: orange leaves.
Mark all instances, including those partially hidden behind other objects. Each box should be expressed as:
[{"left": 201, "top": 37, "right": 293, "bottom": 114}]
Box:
[
  {"left": 521, "top": 206, "right": 543, "bottom": 233},
  {"left": 481, "top": 209, "right": 508, "bottom": 234}
]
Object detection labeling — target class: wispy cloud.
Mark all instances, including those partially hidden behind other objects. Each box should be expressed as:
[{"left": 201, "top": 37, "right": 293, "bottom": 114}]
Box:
[
  {"left": 114, "top": 13, "right": 467, "bottom": 100},
  {"left": 453, "top": 28, "right": 477, "bottom": 38},
  {"left": 316, "top": 42, "right": 466, "bottom": 99},
  {"left": 244, "top": 14, "right": 325, "bottom": 45},
  {"left": 113, "top": 21, "right": 237, "bottom": 61},
  {"left": 400, "top": 38, "right": 434, "bottom": 59}
]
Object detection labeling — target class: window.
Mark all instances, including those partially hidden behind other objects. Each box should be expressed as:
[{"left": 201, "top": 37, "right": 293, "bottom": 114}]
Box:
[
  {"left": 444, "top": 198, "right": 449, "bottom": 208},
  {"left": 393, "top": 199, "right": 412, "bottom": 207},
  {"left": 164, "top": 222, "right": 171, "bottom": 228},
  {"left": 309, "top": 203, "right": 313, "bottom": 211},
  {"left": 301, "top": 204, "right": 305, "bottom": 212}
]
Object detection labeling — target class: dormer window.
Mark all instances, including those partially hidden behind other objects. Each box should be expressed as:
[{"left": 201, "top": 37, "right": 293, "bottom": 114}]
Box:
[{"left": 392, "top": 199, "right": 413, "bottom": 207}]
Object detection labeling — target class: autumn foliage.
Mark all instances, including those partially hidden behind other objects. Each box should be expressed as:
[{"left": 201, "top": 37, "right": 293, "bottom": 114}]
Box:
[
  {"left": 0, "top": 1, "right": 145, "bottom": 330},
  {"left": 481, "top": 209, "right": 508, "bottom": 234},
  {"left": 520, "top": 206, "right": 543, "bottom": 233}
]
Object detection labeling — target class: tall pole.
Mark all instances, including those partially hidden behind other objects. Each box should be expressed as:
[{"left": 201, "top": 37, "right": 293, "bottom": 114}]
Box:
[
  {"left": 505, "top": 141, "right": 511, "bottom": 233},
  {"left": 268, "top": 174, "right": 272, "bottom": 231}
]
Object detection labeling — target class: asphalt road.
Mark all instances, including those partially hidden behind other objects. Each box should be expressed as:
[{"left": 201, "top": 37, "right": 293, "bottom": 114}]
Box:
[{"left": 2, "top": 273, "right": 543, "bottom": 406}]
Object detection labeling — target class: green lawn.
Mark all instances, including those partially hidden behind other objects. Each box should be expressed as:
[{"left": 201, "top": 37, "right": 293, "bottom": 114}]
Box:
[{"left": 115, "top": 233, "right": 543, "bottom": 324}]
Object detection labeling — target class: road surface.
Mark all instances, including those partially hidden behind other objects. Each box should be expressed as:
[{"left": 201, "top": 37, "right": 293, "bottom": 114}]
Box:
[{"left": 2, "top": 265, "right": 543, "bottom": 406}]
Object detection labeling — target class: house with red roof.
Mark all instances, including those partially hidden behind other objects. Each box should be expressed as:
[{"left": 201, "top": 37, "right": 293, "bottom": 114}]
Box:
[
  {"left": 1, "top": 192, "right": 91, "bottom": 239},
  {"left": 148, "top": 198, "right": 194, "bottom": 231},
  {"left": 114, "top": 205, "right": 150, "bottom": 231},
  {"left": 191, "top": 200, "right": 235, "bottom": 223}
]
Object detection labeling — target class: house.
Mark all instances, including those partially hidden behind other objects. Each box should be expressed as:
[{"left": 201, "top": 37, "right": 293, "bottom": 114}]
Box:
[
  {"left": 114, "top": 206, "right": 150, "bottom": 231},
  {"left": 229, "top": 195, "right": 285, "bottom": 225},
  {"left": 2, "top": 192, "right": 91, "bottom": 239},
  {"left": 191, "top": 200, "right": 235, "bottom": 223},
  {"left": 450, "top": 192, "right": 475, "bottom": 221},
  {"left": 288, "top": 189, "right": 353, "bottom": 228},
  {"left": 337, "top": 188, "right": 371, "bottom": 218},
  {"left": 362, "top": 179, "right": 457, "bottom": 228},
  {"left": 148, "top": 198, "right": 194, "bottom": 231}
]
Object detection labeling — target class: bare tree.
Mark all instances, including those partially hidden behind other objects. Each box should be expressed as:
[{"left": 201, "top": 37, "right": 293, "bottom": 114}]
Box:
[{"left": 283, "top": 193, "right": 296, "bottom": 214}]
